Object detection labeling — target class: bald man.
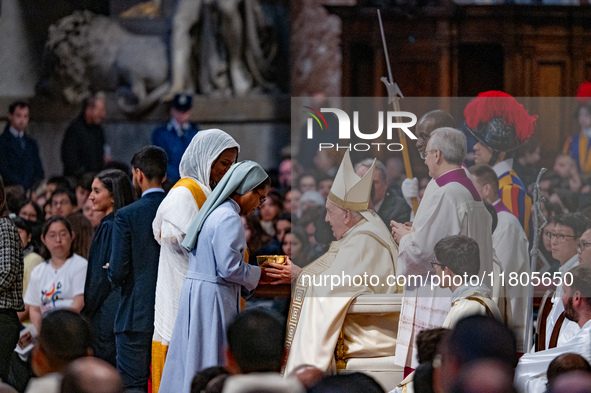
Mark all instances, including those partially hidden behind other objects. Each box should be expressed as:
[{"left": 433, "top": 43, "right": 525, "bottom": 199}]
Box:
[{"left": 60, "top": 358, "right": 123, "bottom": 393}]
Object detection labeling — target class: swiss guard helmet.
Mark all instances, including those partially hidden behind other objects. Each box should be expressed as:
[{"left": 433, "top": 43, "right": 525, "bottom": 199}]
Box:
[{"left": 463, "top": 91, "right": 537, "bottom": 166}]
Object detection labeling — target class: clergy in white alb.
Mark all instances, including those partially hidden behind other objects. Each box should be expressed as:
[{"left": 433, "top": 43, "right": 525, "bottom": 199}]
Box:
[
  {"left": 392, "top": 128, "right": 493, "bottom": 370},
  {"left": 515, "top": 265, "right": 591, "bottom": 393},
  {"left": 469, "top": 164, "right": 529, "bottom": 352},
  {"left": 284, "top": 150, "right": 399, "bottom": 375},
  {"left": 540, "top": 214, "right": 589, "bottom": 352},
  {"left": 151, "top": 129, "right": 239, "bottom": 391}
]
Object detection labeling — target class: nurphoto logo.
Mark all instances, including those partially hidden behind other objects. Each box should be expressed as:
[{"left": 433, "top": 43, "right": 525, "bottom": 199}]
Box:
[{"left": 303, "top": 106, "right": 418, "bottom": 152}]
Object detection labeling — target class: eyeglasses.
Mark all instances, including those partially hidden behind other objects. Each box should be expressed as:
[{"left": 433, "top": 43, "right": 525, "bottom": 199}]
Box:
[
  {"left": 547, "top": 232, "right": 578, "bottom": 243},
  {"left": 253, "top": 190, "right": 266, "bottom": 205},
  {"left": 577, "top": 241, "right": 591, "bottom": 252},
  {"left": 430, "top": 260, "right": 445, "bottom": 270},
  {"left": 420, "top": 149, "right": 436, "bottom": 160}
]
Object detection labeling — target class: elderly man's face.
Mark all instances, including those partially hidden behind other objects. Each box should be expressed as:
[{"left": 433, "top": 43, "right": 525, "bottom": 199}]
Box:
[{"left": 325, "top": 200, "right": 349, "bottom": 240}]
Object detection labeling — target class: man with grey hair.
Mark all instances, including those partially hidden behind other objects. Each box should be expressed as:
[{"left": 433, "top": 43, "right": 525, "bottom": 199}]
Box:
[
  {"left": 392, "top": 127, "right": 494, "bottom": 373},
  {"left": 354, "top": 158, "right": 410, "bottom": 227}
]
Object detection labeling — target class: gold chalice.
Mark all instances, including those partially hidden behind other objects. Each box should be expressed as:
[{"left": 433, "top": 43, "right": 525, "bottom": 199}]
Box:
[{"left": 256, "top": 255, "right": 287, "bottom": 267}]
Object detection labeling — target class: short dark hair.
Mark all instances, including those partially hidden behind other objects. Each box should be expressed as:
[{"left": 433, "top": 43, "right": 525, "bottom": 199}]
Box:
[
  {"left": 552, "top": 213, "right": 590, "bottom": 239},
  {"left": 131, "top": 146, "right": 168, "bottom": 182},
  {"left": 469, "top": 164, "right": 499, "bottom": 196},
  {"left": 12, "top": 216, "right": 32, "bottom": 234},
  {"left": 547, "top": 353, "right": 591, "bottom": 388},
  {"left": 448, "top": 315, "right": 518, "bottom": 369},
  {"left": 52, "top": 187, "right": 77, "bottom": 207},
  {"left": 76, "top": 173, "right": 96, "bottom": 192},
  {"left": 568, "top": 265, "right": 591, "bottom": 305},
  {"left": 190, "top": 366, "right": 229, "bottom": 393},
  {"left": 82, "top": 92, "right": 105, "bottom": 111},
  {"left": 227, "top": 309, "right": 284, "bottom": 373},
  {"left": 38, "top": 309, "right": 92, "bottom": 370},
  {"left": 95, "top": 169, "right": 134, "bottom": 213},
  {"left": 9, "top": 101, "right": 29, "bottom": 114},
  {"left": 308, "top": 373, "right": 384, "bottom": 393},
  {"left": 47, "top": 176, "right": 74, "bottom": 192},
  {"left": 434, "top": 235, "right": 480, "bottom": 276},
  {"left": 416, "top": 328, "right": 448, "bottom": 364}
]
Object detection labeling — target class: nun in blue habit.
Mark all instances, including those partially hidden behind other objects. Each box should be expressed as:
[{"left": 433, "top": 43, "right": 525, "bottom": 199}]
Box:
[{"left": 160, "top": 161, "right": 271, "bottom": 393}]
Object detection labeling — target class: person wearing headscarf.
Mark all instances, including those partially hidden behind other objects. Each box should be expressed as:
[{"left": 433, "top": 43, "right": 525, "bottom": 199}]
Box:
[
  {"left": 151, "top": 129, "right": 239, "bottom": 391},
  {"left": 159, "top": 161, "right": 271, "bottom": 393}
]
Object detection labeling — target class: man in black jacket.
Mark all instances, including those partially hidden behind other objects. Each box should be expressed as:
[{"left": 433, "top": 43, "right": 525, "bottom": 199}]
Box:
[
  {"left": 0, "top": 101, "right": 44, "bottom": 191},
  {"left": 61, "top": 92, "right": 108, "bottom": 178}
]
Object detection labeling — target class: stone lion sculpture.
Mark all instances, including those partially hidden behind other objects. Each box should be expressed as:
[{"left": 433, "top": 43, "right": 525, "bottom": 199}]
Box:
[{"left": 40, "top": 10, "right": 169, "bottom": 115}]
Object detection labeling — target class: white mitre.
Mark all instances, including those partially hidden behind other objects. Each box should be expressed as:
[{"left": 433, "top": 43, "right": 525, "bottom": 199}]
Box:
[{"left": 327, "top": 150, "right": 375, "bottom": 211}]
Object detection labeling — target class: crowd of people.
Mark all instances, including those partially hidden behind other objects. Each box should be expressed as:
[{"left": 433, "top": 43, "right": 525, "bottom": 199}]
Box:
[{"left": 4, "top": 86, "right": 591, "bottom": 393}]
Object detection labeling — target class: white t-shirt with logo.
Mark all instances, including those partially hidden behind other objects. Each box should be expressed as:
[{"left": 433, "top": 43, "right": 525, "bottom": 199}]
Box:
[{"left": 24, "top": 254, "right": 88, "bottom": 315}]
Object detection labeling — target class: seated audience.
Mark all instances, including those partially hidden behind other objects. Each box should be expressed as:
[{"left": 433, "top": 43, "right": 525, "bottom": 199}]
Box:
[
  {"left": 12, "top": 217, "right": 44, "bottom": 322},
  {"left": 308, "top": 373, "right": 384, "bottom": 393},
  {"left": 433, "top": 315, "right": 517, "bottom": 393},
  {"left": 51, "top": 189, "right": 78, "bottom": 217},
  {"left": 24, "top": 217, "right": 88, "bottom": 333},
  {"left": 60, "top": 358, "right": 123, "bottom": 393},
  {"left": 226, "top": 309, "right": 285, "bottom": 374},
  {"left": 25, "top": 310, "right": 92, "bottom": 393},
  {"left": 283, "top": 227, "right": 311, "bottom": 268},
  {"left": 515, "top": 265, "right": 591, "bottom": 392},
  {"left": 546, "top": 353, "right": 591, "bottom": 391},
  {"left": 191, "top": 367, "right": 230, "bottom": 393}
]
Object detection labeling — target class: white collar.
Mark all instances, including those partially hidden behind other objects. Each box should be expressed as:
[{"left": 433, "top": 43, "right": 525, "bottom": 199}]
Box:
[
  {"left": 560, "top": 254, "right": 579, "bottom": 274},
  {"left": 9, "top": 126, "right": 24, "bottom": 138},
  {"left": 451, "top": 282, "right": 491, "bottom": 303},
  {"left": 492, "top": 159, "right": 513, "bottom": 177}
]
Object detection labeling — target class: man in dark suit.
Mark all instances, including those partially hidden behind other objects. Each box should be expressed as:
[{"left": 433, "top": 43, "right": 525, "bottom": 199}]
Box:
[
  {"left": 0, "top": 101, "right": 44, "bottom": 191},
  {"left": 354, "top": 158, "right": 411, "bottom": 227},
  {"left": 108, "top": 146, "right": 167, "bottom": 392}
]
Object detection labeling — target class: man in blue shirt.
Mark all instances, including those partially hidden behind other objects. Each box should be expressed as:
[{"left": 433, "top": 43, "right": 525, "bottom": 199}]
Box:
[{"left": 152, "top": 94, "right": 199, "bottom": 184}]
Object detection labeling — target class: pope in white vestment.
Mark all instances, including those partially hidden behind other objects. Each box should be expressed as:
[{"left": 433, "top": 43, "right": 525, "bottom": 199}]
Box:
[
  {"left": 284, "top": 151, "right": 399, "bottom": 375},
  {"left": 393, "top": 128, "right": 493, "bottom": 369}
]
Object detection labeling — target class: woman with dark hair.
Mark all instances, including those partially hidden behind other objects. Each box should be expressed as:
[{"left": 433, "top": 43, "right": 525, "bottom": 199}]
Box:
[
  {"left": 24, "top": 216, "right": 87, "bottom": 333},
  {"left": 161, "top": 161, "right": 271, "bottom": 393},
  {"left": 12, "top": 217, "right": 44, "bottom": 322},
  {"left": 82, "top": 169, "right": 134, "bottom": 366},
  {"left": 282, "top": 226, "right": 311, "bottom": 268},
  {"left": 0, "top": 175, "right": 24, "bottom": 381},
  {"left": 18, "top": 200, "right": 45, "bottom": 252},
  {"left": 258, "top": 191, "right": 283, "bottom": 237},
  {"left": 243, "top": 214, "right": 272, "bottom": 262},
  {"left": 66, "top": 212, "right": 93, "bottom": 259}
]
